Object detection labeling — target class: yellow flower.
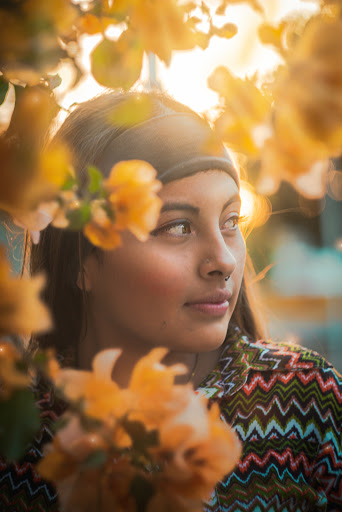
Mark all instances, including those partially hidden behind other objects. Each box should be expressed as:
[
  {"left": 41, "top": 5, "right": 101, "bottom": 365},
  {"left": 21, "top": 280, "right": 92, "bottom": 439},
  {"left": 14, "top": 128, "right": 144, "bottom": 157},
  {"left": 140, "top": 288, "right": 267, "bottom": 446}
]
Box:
[
  {"left": 38, "top": 414, "right": 136, "bottom": 512},
  {"left": 40, "top": 347, "right": 241, "bottom": 511},
  {"left": 106, "top": 160, "right": 162, "bottom": 240},
  {"left": 54, "top": 349, "right": 128, "bottom": 421},
  {"left": 208, "top": 66, "right": 271, "bottom": 156},
  {"left": 1, "top": 84, "right": 76, "bottom": 217},
  {"left": 23, "top": 0, "right": 78, "bottom": 37},
  {"left": 0, "top": 248, "right": 51, "bottom": 336},
  {"left": 84, "top": 204, "right": 122, "bottom": 251},
  {"left": 148, "top": 401, "right": 241, "bottom": 510},
  {"left": 129, "top": 0, "right": 197, "bottom": 64},
  {"left": 84, "top": 160, "right": 162, "bottom": 250},
  {"left": 0, "top": 341, "right": 30, "bottom": 398},
  {"left": 267, "top": 16, "right": 342, "bottom": 183},
  {"left": 126, "top": 348, "right": 190, "bottom": 430}
]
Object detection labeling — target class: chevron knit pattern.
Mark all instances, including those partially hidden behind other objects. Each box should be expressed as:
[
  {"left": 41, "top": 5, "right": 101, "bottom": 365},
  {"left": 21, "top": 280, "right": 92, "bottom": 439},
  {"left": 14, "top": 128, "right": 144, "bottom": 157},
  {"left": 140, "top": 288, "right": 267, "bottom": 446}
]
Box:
[
  {"left": 199, "top": 328, "right": 342, "bottom": 512},
  {"left": 0, "top": 329, "right": 341, "bottom": 511}
]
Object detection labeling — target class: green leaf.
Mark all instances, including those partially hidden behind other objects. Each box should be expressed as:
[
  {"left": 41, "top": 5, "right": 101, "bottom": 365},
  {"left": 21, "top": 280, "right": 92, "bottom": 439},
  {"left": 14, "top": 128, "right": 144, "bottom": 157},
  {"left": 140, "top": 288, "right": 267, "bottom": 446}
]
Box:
[
  {"left": 52, "top": 416, "right": 71, "bottom": 433},
  {"left": 61, "top": 174, "right": 78, "bottom": 191},
  {"left": 122, "top": 419, "right": 159, "bottom": 455},
  {"left": 33, "top": 350, "right": 48, "bottom": 366},
  {"left": 0, "top": 389, "right": 40, "bottom": 461},
  {"left": 66, "top": 203, "right": 91, "bottom": 230},
  {"left": 87, "top": 165, "right": 103, "bottom": 194},
  {"left": 130, "top": 474, "right": 155, "bottom": 512},
  {"left": 0, "top": 76, "right": 9, "bottom": 106},
  {"left": 82, "top": 450, "right": 107, "bottom": 469}
]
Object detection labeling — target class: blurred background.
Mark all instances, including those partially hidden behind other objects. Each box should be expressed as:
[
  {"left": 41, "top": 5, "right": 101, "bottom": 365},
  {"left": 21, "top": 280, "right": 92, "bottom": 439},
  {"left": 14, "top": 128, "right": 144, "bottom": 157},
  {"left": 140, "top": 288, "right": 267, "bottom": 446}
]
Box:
[{"left": 1, "top": 0, "right": 341, "bottom": 371}]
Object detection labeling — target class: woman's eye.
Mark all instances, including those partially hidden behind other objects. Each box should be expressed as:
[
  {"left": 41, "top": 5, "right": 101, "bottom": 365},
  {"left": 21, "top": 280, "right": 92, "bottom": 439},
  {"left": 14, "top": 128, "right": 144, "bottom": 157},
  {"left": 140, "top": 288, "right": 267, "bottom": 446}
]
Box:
[
  {"left": 151, "top": 220, "right": 192, "bottom": 236},
  {"left": 222, "top": 215, "right": 245, "bottom": 231}
]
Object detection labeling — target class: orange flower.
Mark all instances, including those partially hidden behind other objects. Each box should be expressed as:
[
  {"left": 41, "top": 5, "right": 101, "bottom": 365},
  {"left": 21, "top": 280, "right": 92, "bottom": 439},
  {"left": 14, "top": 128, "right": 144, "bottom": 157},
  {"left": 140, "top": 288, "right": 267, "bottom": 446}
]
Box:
[
  {"left": 40, "top": 347, "right": 242, "bottom": 511},
  {"left": 0, "top": 341, "right": 30, "bottom": 398},
  {"left": 129, "top": 0, "right": 196, "bottom": 64},
  {"left": 84, "top": 202, "right": 122, "bottom": 251},
  {"left": 258, "top": 16, "right": 342, "bottom": 192},
  {"left": 105, "top": 160, "right": 162, "bottom": 240},
  {"left": 277, "top": 17, "right": 342, "bottom": 156},
  {"left": 208, "top": 66, "right": 271, "bottom": 156},
  {"left": 0, "top": 132, "right": 74, "bottom": 216},
  {"left": 54, "top": 349, "right": 128, "bottom": 422},
  {"left": 84, "top": 160, "right": 162, "bottom": 250},
  {"left": 38, "top": 414, "right": 137, "bottom": 512},
  {"left": 126, "top": 348, "right": 190, "bottom": 430},
  {"left": 149, "top": 401, "right": 241, "bottom": 509},
  {"left": 0, "top": 248, "right": 51, "bottom": 336}
]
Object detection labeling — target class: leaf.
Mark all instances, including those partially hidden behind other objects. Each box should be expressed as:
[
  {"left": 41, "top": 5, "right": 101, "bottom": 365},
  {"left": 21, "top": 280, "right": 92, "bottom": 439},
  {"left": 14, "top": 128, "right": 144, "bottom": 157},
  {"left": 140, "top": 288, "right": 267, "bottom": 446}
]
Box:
[
  {"left": 0, "top": 389, "right": 40, "bottom": 461},
  {"left": 61, "top": 174, "right": 78, "bottom": 191},
  {"left": 130, "top": 474, "right": 155, "bottom": 512},
  {"left": 258, "top": 22, "right": 286, "bottom": 54},
  {"left": 82, "top": 450, "right": 107, "bottom": 469},
  {"left": 187, "top": 16, "right": 202, "bottom": 29},
  {"left": 87, "top": 165, "right": 103, "bottom": 194},
  {"left": 52, "top": 416, "right": 71, "bottom": 433},
  {"left": 67, "top": 203, "right": 91, "bottom": 230},
  {"left": 228, "top": 0, "right": 263, "bottom": 14},
  {"left": 183, "top": 1, "right": 197, "bottom": 14},
  {"left": 122, "top": 419, "right": 159, "bottom": 455},
  {"left": 195, "top": 30, "right": 211, "bottom": 50},
  {"left": 215, "top": 2, "right": 228, "bottom": 16},
  {"left": 0, "top": 76, "right": 9, "bottom": 106},
  {"left": 201, "top": 1, "right": 210, "bottom": 17},
  {"left": 212, "top": 23, "right": 238, "bottom": 40},
  {"left": 91, "top": 33, "right": 143, "bottom": 90}
]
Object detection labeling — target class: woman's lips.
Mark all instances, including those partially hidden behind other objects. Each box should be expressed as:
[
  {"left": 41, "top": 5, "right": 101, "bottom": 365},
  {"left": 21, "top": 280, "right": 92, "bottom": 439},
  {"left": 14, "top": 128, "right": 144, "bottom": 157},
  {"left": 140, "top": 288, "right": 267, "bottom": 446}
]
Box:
[
  {"left": 184, "top": 290, "right": 232, "bottom": 317},
  {"left": 185, "top": 301, "right": 229, "bottom": 316}
]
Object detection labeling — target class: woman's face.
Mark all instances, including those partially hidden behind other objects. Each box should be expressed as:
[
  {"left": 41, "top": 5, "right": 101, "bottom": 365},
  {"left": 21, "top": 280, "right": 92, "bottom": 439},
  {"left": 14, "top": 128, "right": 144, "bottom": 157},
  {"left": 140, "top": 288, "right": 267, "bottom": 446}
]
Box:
[{"left": 86, "top": 170, "right": 246, "bottom": 353}]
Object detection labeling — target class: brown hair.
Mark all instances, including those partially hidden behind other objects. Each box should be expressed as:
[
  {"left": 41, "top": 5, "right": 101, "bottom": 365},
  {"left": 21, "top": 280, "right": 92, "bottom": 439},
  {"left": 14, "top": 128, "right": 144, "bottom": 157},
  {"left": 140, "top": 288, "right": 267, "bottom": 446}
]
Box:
[{"left": 30, "top": 91, "right": 267, "bottom": 363}]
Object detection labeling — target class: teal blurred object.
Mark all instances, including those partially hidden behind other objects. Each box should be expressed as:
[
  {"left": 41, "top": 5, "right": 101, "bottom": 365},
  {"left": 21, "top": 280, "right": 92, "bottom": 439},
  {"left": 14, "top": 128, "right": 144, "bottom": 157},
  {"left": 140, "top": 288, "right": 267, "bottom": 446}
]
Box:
[{"left": 0, "top": 210, "right": 25, "bottom": 276}]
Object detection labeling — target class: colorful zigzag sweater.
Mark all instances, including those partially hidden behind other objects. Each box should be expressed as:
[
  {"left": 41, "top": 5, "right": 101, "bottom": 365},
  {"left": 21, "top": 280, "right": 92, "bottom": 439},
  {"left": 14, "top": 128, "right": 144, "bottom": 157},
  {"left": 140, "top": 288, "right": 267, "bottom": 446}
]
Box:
[
  {"left": 199, "top": 331, "right": 342, "bottom": 511},
  {"left": 1, "top": 331, "right": 341, "bottom": 511}
]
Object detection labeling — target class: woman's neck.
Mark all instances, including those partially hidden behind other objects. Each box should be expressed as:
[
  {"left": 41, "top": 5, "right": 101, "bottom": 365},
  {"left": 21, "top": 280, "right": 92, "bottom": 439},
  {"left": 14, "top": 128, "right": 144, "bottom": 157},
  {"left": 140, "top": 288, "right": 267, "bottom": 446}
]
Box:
[{"left": 78, "top": 312, "right": 223, "bottom": 389}]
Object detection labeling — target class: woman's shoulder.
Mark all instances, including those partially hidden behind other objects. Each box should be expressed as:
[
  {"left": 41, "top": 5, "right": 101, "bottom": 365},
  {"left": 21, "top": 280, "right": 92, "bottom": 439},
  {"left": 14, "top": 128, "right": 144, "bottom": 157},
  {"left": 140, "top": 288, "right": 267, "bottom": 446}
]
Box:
[
  {"left": 214, "top": 329, "right": 342, "bottom": 401},
  {"left": 228, "top": 329, "right": 341, "bottom": 376}
]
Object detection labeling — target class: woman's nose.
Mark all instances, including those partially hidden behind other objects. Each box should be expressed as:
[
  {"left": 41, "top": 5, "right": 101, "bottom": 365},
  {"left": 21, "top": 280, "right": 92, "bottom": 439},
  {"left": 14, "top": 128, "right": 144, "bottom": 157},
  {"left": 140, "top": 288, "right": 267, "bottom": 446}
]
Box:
[{"left": 199, "top": 231, "right": 237, "bottom": 280}]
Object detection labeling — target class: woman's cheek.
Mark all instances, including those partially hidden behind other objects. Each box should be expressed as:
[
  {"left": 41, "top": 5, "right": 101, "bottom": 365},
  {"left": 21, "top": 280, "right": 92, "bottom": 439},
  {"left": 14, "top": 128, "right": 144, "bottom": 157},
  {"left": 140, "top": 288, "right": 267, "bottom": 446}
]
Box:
[{"left": 131, "top": 255, "right": 189, "bottom": 301}]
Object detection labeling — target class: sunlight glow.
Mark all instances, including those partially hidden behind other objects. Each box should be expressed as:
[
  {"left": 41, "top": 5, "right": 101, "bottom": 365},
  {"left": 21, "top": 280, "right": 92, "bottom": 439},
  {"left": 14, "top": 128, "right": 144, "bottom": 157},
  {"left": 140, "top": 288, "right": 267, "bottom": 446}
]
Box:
[
  {"left": 57, "top": 0, "right": 319, "bottom": 115},
  {"left": 240, "top": 183, "right": 256, "bottom": 220}
]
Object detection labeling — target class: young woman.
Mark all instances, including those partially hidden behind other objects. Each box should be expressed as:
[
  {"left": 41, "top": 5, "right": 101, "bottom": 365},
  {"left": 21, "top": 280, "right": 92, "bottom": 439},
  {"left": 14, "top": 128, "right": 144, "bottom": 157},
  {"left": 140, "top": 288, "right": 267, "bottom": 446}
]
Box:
[{"left": 1, "top": 91, "right": 341, "bottom": 511}]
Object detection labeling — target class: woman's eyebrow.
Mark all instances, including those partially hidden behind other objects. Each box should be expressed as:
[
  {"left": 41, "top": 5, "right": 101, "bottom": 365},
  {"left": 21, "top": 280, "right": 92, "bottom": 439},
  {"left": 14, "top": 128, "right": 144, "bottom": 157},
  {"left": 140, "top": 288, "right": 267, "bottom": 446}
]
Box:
[
  {"left": 161, "top": 194, "right": 241, "bottom": 215},
  {"left": 160, "top": 202, "right": 200, "bottom": 215}
]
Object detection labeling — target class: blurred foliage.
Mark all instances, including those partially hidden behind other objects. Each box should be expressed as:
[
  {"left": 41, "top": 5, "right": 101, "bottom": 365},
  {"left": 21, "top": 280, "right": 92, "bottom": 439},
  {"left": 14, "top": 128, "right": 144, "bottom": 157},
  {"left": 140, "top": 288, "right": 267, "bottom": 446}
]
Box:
[{"left": 1, "top": 0, "right": 342, "bottom": 508}]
